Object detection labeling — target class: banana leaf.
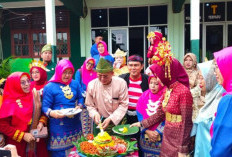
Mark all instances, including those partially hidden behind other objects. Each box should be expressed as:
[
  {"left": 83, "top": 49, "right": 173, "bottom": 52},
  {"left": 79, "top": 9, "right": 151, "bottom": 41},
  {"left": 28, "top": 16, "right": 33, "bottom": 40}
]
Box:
[
  {"left": 112, "top": 124, "right": 139, "bottom": 136},
  {"left": 72, "top": 135, "right": 138, "bottom": 157}
]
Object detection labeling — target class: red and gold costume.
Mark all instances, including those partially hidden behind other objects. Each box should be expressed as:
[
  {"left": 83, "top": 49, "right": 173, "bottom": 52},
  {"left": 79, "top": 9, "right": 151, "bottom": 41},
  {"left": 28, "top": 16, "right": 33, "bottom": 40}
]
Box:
[
  {"left": 0, "top": 72, "right": 48, "bottom": 157},
  {"left": 142, "top": 32, "right": 193, "bottom": 157}
]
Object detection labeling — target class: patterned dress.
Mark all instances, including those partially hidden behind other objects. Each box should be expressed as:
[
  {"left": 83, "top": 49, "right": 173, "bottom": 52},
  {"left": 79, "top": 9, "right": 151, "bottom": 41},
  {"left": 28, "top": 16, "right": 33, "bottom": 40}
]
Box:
[
  {"left": 142, "top": 81, "right": 193, "bottom": 157},
  {"left": 42, "top": 80, "right": 84, "bottom": 156}
]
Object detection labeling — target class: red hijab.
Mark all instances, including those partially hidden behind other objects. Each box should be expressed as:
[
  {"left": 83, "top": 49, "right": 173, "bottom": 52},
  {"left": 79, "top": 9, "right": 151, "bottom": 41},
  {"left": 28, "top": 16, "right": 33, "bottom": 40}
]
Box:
[
  {"left": 30, "top": 67, "right": 47, "bottom": 90},
  {"left": 0, "top": 72, "right": 33, "bottom": 131},
  {"left": 149, "top": 58, "right": 189, "bottom": 88}
]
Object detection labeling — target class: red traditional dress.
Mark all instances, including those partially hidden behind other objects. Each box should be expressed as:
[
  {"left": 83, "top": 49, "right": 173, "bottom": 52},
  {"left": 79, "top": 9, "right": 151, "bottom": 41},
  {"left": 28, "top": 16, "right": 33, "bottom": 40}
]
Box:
[
  {"left": 30, "top": 65, "right": 49, "bottom": 157},
  {"left": 0, "top": 72, "right": 48, "bottom": 157},
  {"left": 142, "top": 59, "right": 193, "bottom": 157}
]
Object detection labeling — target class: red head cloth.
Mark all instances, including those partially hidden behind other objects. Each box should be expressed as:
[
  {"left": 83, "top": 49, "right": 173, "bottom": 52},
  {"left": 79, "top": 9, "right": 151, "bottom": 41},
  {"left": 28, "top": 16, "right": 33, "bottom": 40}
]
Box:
[
  {"left": 49, "top": 59, "right": 74, "bottom": 85},
  {"left": 97, "top": 41, "right": 110, "bottom": 57},
  {"left": 0, "top": 72, "right": 33, "bottom": 131},
  {"left": 30, "top": 67, "right": 47, "bottom": 90},
  {"left": 214, "top": 46, "right": 232, "bottom": 95},
  {"left": 149, "top": 58, "right": 189, "bottom": 88},
  {"left": 147, "top": 31, "right": 163, "bottom": 58},
  {"left": 80, "top": 57, "right": 97, "bottom": 86}
]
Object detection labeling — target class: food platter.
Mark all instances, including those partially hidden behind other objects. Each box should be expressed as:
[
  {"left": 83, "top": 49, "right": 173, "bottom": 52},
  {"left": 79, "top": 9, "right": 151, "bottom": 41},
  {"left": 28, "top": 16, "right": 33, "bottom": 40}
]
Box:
[
  {"left": 73, "top": 131, "right": 138, "bottom": 157},
  {"left": 112, "top": 124, "right": 139, "bottom": 136}
]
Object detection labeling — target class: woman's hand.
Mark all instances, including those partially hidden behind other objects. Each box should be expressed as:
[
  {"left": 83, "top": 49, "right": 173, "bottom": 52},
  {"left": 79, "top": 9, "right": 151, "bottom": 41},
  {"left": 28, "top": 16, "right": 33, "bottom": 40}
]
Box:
[
  {"left": 37, "top": 122, "right": 44, "bottom": 131},
  {"left": 4, "top": 144, "right": 20, "bottom": 157},
  {"left": 178, "top": 152, "right": 188, "bottom": 157},
  {"left": 130, "top": 122, "right": 141, "bottom": 128},
  {"left": 23, "top": 133, "right": 35, "bottom": 143},
  {"left": 145, "top": 130, "right": 159, "bottom": 142},
  {"left": 50, "top": 110, "right": 65, "bottom": 119}
]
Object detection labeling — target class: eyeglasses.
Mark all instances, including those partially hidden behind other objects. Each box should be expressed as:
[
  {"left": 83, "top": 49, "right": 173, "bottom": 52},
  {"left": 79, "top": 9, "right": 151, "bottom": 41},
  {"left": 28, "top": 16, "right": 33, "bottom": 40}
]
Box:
[
  {"left": 87, "top": 62, "right": 94, "bottom": 66},
  {"left": 31, "top": 71, "right": 40, "bottom": 75},
  {"left": 63, "top": 71, "right": 73, "bottom": 76},
  {"left": 20, "top": 79, "right": 30, "bottom": 86}
]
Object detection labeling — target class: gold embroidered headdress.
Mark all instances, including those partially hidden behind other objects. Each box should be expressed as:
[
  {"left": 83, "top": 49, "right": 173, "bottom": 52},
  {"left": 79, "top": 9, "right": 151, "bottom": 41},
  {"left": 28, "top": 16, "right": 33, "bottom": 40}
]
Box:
[
  {"left": 152, "top": 37, "right": 173, "bottom": 80},
  {"left": 29, "top": 60, "right": 49, "bottom": 71}
]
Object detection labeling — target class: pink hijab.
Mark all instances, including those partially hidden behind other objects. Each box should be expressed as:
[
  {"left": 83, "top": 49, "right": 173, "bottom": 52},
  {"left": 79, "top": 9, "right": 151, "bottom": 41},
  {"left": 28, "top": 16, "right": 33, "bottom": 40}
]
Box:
[
  {"left": 150, "top": 58, "right": 189, "bottom": 88},
  {"left": 214, "top": 46, "right": 232, "bottom": 95},
  {"left": 49, "top": 59, "right": 74, "bottom": 85},
  {"left": 136, "top": 75, "right": 165, "bottom": 131},
  {"left": 80, "top": 57, "right": 97, "bottom": 86},
  {"left": 97, "top": 41, "right": 110, "bottom": 56}
]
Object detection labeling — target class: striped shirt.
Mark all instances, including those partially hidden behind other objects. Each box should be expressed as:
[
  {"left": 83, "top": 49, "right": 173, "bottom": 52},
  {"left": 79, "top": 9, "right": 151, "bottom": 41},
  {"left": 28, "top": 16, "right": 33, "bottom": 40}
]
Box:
[{"left": 128, "top": 77, "right": 143, "bottom": 110}]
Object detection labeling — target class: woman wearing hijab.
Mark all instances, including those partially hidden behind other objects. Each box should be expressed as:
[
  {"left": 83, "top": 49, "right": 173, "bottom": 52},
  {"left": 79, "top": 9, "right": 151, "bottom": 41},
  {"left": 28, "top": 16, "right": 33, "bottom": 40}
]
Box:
[
  {"left": 131, "top": 37, "right": 193, "bottom": 157},
  {"left": 75, "top": 57, "right": 97, "bottom": 136},
  {"left": 75, "top": 57, "right": 97, "bottom": 92},
  {"left": 192, "top": 61, "right": 224, "bottom": 157},
  {"left": 183, "top": 53, "right": 204, "bottom": 121},
  {"left": 136, "top": 75, "right": 166, "bottom": 156},
  {"left": 0, "top": 72, "right": 48, "bottom": 157},
  {"left": 210, "top": 47, "right": 232, "bottom": 157},
  {"left": 29, "top": 60, "right": 49, "bottom": 157},
  {"left": 42, "top": 59, "right": 84, "bottom": 157},
  {"left": 30, "top": 61, "right": 48, "bottom": 92},
  {"left": 93, "top": 41, "right": 114, "bottom": 66}
]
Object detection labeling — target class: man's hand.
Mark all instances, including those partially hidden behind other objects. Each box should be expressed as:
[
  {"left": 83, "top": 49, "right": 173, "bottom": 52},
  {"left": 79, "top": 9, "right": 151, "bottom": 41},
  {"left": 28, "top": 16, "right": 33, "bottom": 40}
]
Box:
[
  {"left": 102, "top": 117, "right": 111, "bottom": 130},
  {"left": 50, "top": 110, "right": 65, "bottom": 119},
  {"left": 23, "top": 133, "right": 35, "bottom": 143},
  {"left": 94, "top": 113, "right": 101, "bottom": 125}
]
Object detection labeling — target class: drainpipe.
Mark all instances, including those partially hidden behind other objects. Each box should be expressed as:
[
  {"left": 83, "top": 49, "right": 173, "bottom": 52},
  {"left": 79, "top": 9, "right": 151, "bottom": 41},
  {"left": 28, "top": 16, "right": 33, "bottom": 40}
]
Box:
[
  {"left": 45, "top": 0, "right": 57, "bottom": 63},
  {"left": 190, "top": 0, "right": 200, "bottom": 62}
]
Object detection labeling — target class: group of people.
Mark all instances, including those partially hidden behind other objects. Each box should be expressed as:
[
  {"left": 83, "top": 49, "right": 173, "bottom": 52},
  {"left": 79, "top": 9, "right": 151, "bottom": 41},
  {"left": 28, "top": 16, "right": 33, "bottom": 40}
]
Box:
[{"left": 0, "top": 31, "right": 231, "bottom": 157}]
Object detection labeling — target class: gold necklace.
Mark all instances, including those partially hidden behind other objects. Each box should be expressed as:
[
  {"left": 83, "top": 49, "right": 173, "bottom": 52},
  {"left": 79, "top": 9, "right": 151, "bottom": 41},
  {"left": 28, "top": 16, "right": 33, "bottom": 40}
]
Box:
[{"left": 162, "top": 89, "right": 172, "bottom": 108}]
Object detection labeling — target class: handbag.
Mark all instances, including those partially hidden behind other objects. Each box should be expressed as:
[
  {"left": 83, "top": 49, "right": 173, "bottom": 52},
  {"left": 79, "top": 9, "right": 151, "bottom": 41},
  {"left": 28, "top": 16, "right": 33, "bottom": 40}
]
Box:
[{"left": 30, "top": 127, "right": 48, "bottom": 138}]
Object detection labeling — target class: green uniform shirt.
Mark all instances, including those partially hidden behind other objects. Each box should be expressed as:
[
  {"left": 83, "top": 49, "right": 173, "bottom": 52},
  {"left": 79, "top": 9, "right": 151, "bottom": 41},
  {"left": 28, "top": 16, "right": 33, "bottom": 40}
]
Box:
[{"left": 45, "top": 61, "right": 56, "bottom": 80}]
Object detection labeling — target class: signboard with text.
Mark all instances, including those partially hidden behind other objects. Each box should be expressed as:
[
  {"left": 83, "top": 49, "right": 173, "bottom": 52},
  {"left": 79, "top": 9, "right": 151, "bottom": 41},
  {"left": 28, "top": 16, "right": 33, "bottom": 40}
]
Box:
[{"left": 204, "top": 2, "right": 225, "bottom": 22}]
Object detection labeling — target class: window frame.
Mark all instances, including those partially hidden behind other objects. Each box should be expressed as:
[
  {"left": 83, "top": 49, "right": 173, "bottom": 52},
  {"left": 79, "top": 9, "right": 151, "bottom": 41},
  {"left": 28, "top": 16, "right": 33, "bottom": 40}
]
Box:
[{"left": 10, "top": 9, "right": 71, "bottom": 58}]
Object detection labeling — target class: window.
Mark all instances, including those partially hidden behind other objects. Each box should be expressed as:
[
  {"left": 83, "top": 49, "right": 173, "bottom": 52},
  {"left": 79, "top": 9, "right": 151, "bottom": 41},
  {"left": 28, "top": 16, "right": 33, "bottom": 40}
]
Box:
[
  {"left": 91, "top": 29, "right": 108, "bottom": 45},
  {"left": 10, "top": 9, "right": 70, "bottom": 58},
  {"left": 12, "top": 32, "right": 29, "bottom": 57},
  {"left": 150, "top": 5, "right": 167, "bottom": 24},
  {"left": 91, "top": 9, "right": 108, "bottom": 27},
  {"left": 109, "top": 8, "right": 128, "bottom": 27},
  {"left": 227, "top": 2, "right": 232, "bottom": 21},
  {"left": 91, "top": 5, "right": 168, "bottom": 66},
  {"left": 129, "top": 7, "right": 148, "bottom": 26}
]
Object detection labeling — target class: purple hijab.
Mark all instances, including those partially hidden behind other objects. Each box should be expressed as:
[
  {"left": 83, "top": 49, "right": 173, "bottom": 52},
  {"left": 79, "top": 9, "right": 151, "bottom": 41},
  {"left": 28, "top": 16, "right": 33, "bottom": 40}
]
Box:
[
  {"left": 97, "top": 41, "right": 110, "bottom": 57},
  {"left": 49, "top": 59, "right": 74, "bottom": 85},
  {"left": 149, "top": 58, "right": 189, "bottom": 88},
  {"left": 136, "top": 75, "right": 166, "bottom": 131},
  {"left": 80, "top": 57, "right": 97, "bottom": 86},
  {"left": 214, "top": 46, "right": 232, "bottom": 95}
]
